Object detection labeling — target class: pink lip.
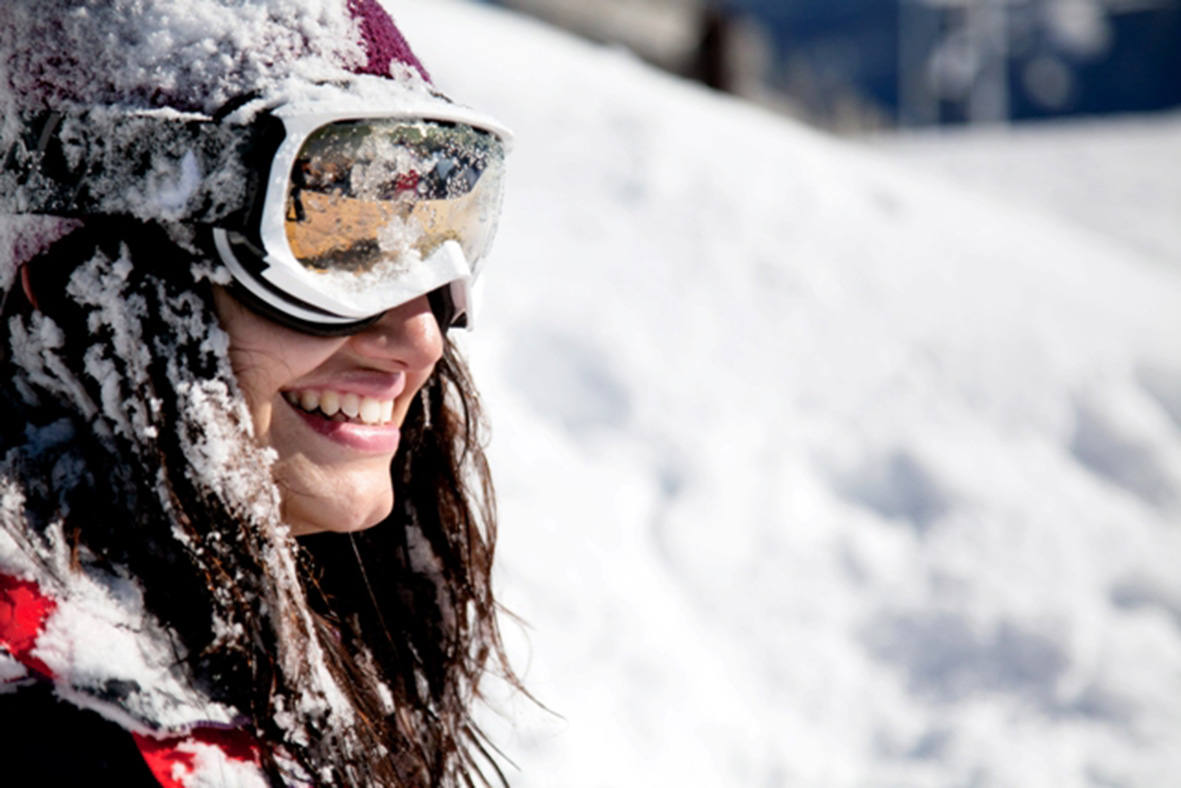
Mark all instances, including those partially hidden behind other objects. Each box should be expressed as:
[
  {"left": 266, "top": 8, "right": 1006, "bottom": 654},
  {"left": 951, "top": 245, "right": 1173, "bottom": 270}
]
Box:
[{"left": 290, "top": 405, "right": 402, "bottom": 454}]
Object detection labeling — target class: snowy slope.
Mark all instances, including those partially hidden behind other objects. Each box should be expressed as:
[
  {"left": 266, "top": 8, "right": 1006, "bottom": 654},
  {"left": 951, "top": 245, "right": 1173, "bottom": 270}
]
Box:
[
  {"left": 869, "top": 115, "right": 1181, "bottom": 267},
  {"left": 393, "top": 2, "right": 1181, "bottom": 785}
]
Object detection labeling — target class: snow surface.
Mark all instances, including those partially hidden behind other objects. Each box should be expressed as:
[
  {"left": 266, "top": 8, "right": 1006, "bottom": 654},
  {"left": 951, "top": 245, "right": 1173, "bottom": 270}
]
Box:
[
  {"left": 391, "top": 1, "right": 1181, "bottom": 785},
  {"left": 869, "top": 115, "right": 1181, "bottom": 267}
]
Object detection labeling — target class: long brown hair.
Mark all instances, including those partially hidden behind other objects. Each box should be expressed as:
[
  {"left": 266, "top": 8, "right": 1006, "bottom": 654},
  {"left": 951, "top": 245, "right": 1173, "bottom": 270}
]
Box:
[
  {"left": 300, "top": 338, "right": 510, "bottom": 786},
  {"left": 0, "top": 218, "right": 513, "bottom": 786}
]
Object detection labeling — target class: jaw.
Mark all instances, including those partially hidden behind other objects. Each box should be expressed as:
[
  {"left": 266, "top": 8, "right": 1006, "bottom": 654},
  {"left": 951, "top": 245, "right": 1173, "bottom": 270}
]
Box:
[
  {"left": 266, "top": 396, "right": 399, "bottom": 535},
  {"left": 275, "top": 450, "right": 396, "bottom": 536}
]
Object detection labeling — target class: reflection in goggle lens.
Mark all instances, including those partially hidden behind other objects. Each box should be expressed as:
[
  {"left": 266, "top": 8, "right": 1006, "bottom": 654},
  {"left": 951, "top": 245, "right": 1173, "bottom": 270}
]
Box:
[{"left": 284, "top": 120, "right": 504, "bottom": 277}]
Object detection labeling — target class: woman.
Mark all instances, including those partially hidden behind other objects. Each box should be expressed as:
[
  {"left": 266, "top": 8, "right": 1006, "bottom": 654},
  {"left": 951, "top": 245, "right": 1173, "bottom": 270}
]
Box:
[{"left": 0, "top": 1, "right": 513, "bottom": 785}]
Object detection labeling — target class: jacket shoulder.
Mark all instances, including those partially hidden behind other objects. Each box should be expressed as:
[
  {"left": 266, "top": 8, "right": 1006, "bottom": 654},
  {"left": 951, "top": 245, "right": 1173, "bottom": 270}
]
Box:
[{"left": 0, "top": 682, "right": 161, "bottom": 786}]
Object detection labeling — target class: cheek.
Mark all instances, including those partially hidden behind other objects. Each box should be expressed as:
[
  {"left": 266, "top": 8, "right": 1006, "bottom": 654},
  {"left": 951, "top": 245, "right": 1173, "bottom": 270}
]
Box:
[
  {"left": 225, "top": 349, "right": 283, "bottom": 439},
  {"left": 394, "top": 369, "right": 436, "bottom": 426},
  {"left": 218, "top": 320, "right": 344, "bottom": 438}
]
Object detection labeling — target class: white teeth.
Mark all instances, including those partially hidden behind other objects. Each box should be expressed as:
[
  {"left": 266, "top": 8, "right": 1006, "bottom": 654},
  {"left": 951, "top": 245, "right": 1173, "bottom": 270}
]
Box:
[
  {"left": 320, "top": 390, "right": 340, "bottom": 416},
  {"left": 359, "top": 397, "right": 382, "bottom": 425},
  {"left": 286, "top": 388, "right": 396, "bottom": 425}
]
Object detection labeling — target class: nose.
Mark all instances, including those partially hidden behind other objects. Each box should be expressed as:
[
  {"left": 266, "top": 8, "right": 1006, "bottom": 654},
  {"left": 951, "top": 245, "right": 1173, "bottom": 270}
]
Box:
[{"left": 348, "top": 294, "right": 444, "bottom": 370}]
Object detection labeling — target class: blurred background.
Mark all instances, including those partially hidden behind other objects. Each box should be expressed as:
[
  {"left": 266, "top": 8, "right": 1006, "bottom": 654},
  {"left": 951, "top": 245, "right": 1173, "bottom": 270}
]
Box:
[
  {"left": 397, "top": 1, "right": 1180, "bottom": 785},
  {"left": 471, "top": 0, "right": 1181, "bottom": 261},
  {"left": 476, "top": 0, "right": 1181, "bottom": 131}
]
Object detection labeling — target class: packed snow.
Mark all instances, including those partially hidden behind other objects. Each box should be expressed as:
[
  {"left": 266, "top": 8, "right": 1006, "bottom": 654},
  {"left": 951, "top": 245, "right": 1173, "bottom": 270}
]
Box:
[{"left": 393, "top": 1, "right": 1181, "bottom": 785}]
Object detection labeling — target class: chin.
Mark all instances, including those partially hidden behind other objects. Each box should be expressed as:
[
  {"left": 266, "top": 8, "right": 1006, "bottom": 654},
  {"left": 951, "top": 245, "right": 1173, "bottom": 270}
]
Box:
[{"left": 286, "top": 483, "right": 395, "bottom": 537}]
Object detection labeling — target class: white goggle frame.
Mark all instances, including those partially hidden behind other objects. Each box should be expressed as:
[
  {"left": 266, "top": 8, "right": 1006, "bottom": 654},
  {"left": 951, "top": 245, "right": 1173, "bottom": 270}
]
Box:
[{"left": 213, "top": 101, "right": 512, "bottom": 333}]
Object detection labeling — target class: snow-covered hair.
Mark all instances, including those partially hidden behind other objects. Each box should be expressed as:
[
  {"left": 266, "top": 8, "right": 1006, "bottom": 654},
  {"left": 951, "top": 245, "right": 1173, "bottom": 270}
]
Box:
[{"left": 0, "top": 2, "right": 510, "bottom": 785}]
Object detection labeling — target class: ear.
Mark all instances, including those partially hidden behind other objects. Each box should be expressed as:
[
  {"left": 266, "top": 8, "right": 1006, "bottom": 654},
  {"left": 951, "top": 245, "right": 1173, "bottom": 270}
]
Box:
[{"left": 19, "top": 264, "right": 41, "bottom": 311}]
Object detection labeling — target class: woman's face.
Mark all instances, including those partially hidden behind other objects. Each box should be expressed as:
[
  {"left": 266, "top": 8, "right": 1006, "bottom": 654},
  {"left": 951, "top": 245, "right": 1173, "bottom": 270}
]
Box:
[{"left": 213, "top": 288, "right": 444, "bottom": 536}]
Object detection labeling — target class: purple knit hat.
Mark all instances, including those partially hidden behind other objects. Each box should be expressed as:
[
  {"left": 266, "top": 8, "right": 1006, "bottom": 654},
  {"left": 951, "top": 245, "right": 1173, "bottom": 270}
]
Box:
[{"left": 347, "top": 0, "right": 431, "bottom": 83}]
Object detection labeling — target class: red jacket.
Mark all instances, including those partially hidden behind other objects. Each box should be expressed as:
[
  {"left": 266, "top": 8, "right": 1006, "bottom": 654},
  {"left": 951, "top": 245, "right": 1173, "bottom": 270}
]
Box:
[{"left": 0, "top": 571, "right": 276, "bottom": 787}]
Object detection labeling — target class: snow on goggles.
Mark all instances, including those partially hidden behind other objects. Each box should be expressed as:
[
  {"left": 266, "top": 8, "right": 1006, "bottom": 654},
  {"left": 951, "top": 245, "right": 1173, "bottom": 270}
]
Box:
[{"left": 0, "top": 104, "right": 510, "bottom": 335}]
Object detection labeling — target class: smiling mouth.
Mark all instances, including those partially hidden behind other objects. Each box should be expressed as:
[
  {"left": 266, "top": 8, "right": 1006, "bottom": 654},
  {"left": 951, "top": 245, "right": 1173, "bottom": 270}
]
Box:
[{"left": 283, "top": 389, "right": 397, "bottom": 426}]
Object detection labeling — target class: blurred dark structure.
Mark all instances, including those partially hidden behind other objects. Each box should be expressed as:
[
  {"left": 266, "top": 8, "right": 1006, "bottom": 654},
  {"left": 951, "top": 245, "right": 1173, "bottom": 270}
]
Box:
[
  {"left": 482, "top": 0, "right": 779, "bottom": 109},
  {"left": 484, "top": 0, "right": 1181, "bottom": 130},
  {"left": 691, "top": 7, "right": 734, "bottom": 91}
]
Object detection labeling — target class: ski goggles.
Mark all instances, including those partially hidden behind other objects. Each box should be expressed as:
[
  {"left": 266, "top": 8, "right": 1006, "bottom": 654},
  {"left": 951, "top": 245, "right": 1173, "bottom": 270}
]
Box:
[{"left": 1, "top": 103, "right": 510, "bottom": 335}]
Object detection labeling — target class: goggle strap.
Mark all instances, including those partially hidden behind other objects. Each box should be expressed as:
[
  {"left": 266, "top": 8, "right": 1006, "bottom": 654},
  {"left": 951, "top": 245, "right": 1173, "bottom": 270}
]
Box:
[{"left": 0, "top": 110, "right": 263, "bottom": 224}]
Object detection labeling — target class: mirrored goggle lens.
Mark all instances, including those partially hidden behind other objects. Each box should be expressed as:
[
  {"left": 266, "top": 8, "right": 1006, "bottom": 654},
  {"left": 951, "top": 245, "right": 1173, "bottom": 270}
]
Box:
[{"left": 284, "top": 119, "right": 505, "bottom": 277}]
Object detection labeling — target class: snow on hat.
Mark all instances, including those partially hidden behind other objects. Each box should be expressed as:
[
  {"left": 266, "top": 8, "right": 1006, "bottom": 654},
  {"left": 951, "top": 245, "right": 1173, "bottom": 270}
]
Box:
[{"left": 0, "top": 0, "right": 433, "bottom": 118}]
